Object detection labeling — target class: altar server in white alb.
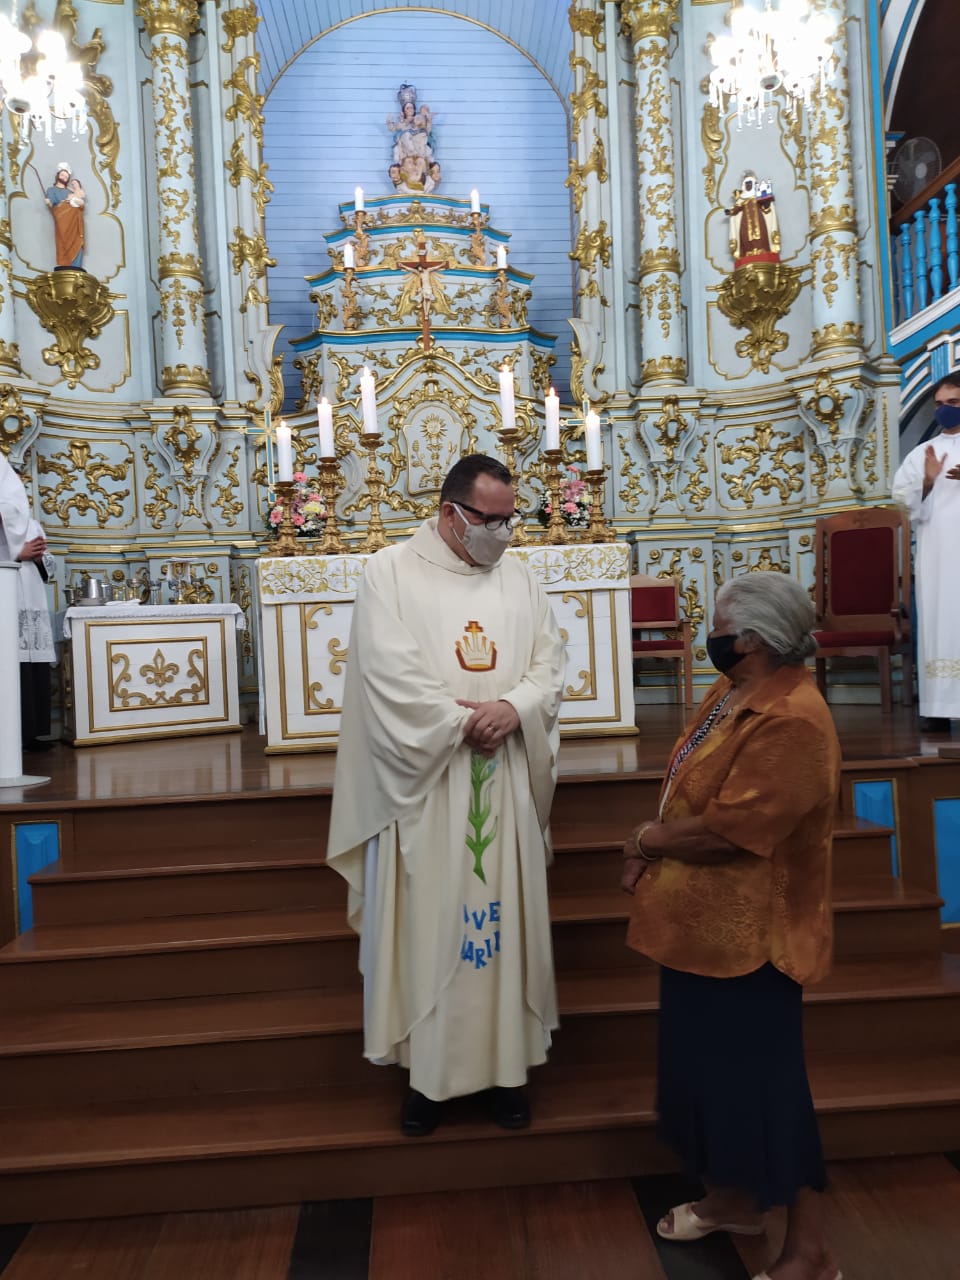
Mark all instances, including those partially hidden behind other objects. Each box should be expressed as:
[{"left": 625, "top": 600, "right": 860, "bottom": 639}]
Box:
[
  {"left": 0, "top": 452, "right": 56, "bottom": 751},
  {"left": 327, "top": 454, "right": 565, "bottom": 1137},
  {"left": 892, "top": 372, "right": 960, "bottom": 732}
]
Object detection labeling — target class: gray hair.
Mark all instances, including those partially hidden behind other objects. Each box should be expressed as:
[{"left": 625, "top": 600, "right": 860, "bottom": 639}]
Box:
[{"left": 716, "top": 572, "right": 816, "bottom": 665}]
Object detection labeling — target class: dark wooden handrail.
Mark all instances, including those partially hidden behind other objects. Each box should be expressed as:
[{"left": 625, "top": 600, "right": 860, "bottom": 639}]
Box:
[{"left": 892, "top": 152, "right": 960, "bottom": 228}]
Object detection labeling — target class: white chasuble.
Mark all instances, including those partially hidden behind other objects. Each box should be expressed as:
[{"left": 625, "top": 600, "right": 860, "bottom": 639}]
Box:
[
  {"left": 327, "top": 519, "right": 565, "bottom": 1099},
  {"left": 893, "top": 432, "right": 960, "bottom": 718}
]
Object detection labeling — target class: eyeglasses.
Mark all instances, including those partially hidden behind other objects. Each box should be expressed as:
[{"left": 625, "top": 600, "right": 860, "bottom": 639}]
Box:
[{"left": 454, "top": 501, "right": 523, "bottom": 532}]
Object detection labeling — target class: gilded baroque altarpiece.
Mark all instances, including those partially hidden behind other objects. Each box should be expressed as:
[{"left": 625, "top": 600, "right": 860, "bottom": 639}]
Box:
[{"left": 0, "top": 0, "right": 899, "bottom": 710}]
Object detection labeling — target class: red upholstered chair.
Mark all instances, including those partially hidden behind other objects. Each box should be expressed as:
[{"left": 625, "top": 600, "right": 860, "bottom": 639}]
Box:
[
  {"left": 813, "top": 507, "right": 913, "bottom": 712},
  {"left": 630, "top": 573, "right": 694, "bottom": 709}
]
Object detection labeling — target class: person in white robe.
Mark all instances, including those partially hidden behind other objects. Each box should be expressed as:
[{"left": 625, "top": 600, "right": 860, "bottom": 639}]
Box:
[
  {"left": 0, "top": 453, "right": 56, "bottom": 749},
  {"left": 327, "top": 454, "right": 565, "bottom": 1136},
  {"left": 892, "top": 372, "right": 960, "bottom": 730}
]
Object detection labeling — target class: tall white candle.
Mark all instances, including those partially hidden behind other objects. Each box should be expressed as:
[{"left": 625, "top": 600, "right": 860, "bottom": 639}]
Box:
[
  {"left": 584, "top": 410, "right": 603, "bottom": 472},
  {"left": 317, "top": 398, "right": 335, "bottom": 458},
  {"left": 496, "top": 244, "right": 508, "bottom": 270},
  {"left": 499, "top": 364, "right": 516, "bottom": 432},
  {"left": 276, "top": 421, "right": 294, "bottom": 482},
  {"left": 470, "top": 188, "right": 481, "bottom": 213},
  {"left": 343, "top": 242, "right": 355, "bottom": 270},
  {"left": 264, "top": 406, "right": 273, "bottom": 486},
  {"left": 360, "top": 366, "right": 378, "bottom": 437},
  {"left": 544, "top": 388, "right": 560, "bottom": 451},
  {"left": 354, "top": 186, "right": 364, "bottom": 212}
]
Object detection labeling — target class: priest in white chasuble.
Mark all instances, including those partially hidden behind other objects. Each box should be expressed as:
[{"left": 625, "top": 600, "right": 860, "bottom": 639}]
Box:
[{"left": 327, "top": 455, "right": 565, "bottom": 1136}]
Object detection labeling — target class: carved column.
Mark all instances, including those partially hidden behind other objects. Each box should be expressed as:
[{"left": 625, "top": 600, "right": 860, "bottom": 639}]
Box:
[
  {"left": 219, "top": 2, "right": 282, "bottom": 419},
  {"left": 137, "top": 0, "right": 211, "bottom": 398},
  {"left": 0, "top": 114, "right": 20, "bottom": 374},
  {"left": 622, "top": 0, "right": 686, "bottom": 388},
  {"left": 808, "top": 1, "right": 862, "bottom": 360},
  {"left": 567, "top": 1, "right": 614, "bottom": 405}
]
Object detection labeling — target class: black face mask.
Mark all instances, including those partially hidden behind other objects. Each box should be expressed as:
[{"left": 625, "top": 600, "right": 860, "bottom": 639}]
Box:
[{"left": 706, "top": 633, "right": 746, "bottom": 674}]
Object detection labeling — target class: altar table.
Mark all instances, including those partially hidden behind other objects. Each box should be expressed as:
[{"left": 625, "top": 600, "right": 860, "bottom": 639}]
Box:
[{"left": 257, "top": 543, "right": 635, "bottom": 753}]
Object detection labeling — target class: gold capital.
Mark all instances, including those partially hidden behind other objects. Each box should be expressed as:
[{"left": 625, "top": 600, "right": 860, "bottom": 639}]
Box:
[
  {"left": 136, "top": 0, "right": 201, "bottom": 41},
  {"left": 621, "top": 0, "right": 679, "bottom": 43}
]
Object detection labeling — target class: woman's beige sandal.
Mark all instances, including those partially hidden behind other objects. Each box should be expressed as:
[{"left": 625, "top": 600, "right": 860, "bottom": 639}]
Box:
[{"left": 657, "top": 1201, "right": 766, "bottom": 1241}]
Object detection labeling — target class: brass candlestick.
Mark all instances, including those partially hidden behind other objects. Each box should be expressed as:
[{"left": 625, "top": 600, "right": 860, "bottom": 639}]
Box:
[
  {"left": 342, "top": 266, "right": 359, "bottom": 331},
  {"left": 469, "top": 211, "right": 486, "bottom": 265},
  {"left": 584, "top": 467, "right": 615, "bottom": 543},
  {"left": 272, "top": 480, "right": 300, "bottom": 557},
  {"left": 496, "top": 426, "right": 529, "bottom": 546},
  {"left": 353, "top": 209, "right": 370, "bottom": 266},
  {"left": 359, "top": 433, "right": 389, "bottom": 553},
  {"left": 317, "top": 458, "right": 346, "bottom": 554},
  {"left": 542, "top": 448, "right": 569, "bottom": 545}
]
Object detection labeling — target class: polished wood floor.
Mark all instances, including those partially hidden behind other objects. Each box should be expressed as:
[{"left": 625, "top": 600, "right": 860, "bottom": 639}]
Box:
[
  {"left": 4, "top": 702, "right": 954, "bottom": 810},
  {"left": 0, "top": 1156, "right": 958, "bottom": 1278}
]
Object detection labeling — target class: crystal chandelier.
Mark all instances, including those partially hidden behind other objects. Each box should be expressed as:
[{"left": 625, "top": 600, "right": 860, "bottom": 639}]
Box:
[
  {"left": 708, "top": 0, "right": 836, "bottom": 127},
  {"left": 0, "top": 7, "right": 87, "bottom": 144}
]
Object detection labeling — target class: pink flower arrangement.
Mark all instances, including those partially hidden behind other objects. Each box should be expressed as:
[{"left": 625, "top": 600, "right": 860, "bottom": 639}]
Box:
[
  {"left": 266, "top": 473, "right": 328, "bottom": 538},
  {"left": 538, "top": 464, "right": 591, "bottom": 530}
]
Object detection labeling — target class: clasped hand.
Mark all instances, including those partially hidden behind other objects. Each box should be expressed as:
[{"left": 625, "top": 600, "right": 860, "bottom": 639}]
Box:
[
  {"left": 924, "top": 445, "right": 960, "bottom": 486},
  {"left": 457, "top": 698, "right": 520, "bottom": 757},
  {"left": 19, "top": 535, "right": 46, "bottom": 563}
]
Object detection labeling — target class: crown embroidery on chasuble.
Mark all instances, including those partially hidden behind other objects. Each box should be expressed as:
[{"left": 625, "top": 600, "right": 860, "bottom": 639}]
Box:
[{"left": 455, "top": 621, "right": 498, "bottom": 672}]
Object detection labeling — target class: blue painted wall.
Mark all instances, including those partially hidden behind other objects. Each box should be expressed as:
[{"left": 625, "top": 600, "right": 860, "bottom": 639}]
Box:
[
  {"left": 13, "top": 823, "right": 59, "bottom": 934},
  {"left": 934, "top": 798, "right": 960, "bottom": 925},
  {"left": 263, "top": 10, "right": 574, "bottom": 410}
]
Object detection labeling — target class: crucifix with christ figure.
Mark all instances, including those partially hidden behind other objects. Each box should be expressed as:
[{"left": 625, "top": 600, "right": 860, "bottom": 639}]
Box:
[{"left": 396, "top": 236, "right": 454, "bottom": 351}]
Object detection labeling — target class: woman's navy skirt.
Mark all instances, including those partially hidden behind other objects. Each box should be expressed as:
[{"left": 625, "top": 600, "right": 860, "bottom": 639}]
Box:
[{"left": 657, "top": 962, "right": 827, "bottom": 1211}]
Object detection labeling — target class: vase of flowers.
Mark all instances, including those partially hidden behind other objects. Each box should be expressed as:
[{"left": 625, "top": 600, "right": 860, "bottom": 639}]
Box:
[
  {"left": 267, "top": 472, "right": 327, "bottom": 538},
  {"left": 537, "top": 463, "right": 591, "bottom": 530}
]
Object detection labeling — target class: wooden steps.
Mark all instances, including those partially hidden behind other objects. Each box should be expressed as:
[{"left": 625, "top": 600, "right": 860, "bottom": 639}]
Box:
[
  {"left": 0, "top": 754, "right": 954, "bottom": 1222},
  {"left": 0, "top": 1048, "right": 959, "bottom": 1223}
]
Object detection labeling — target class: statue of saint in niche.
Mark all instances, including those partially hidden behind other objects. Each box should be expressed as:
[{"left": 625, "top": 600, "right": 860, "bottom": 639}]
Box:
[
  {"left": 726, "top": 172, "right": 780, "bottom": 270},
  {"left": 44, "top": 160, "right": 86, "bottom": 269},
  {"left": 386, "top": 84, "right": 439, "bottom": 194}
]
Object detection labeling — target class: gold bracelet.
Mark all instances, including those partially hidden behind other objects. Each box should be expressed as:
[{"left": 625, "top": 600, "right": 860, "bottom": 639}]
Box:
[{"left": 634, "top": 824, "right": 660, "bottom": 862}]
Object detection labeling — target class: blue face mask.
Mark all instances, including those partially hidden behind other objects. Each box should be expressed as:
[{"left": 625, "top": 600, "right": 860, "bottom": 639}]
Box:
[{"left": 935, "top": 403, "right": 960, "bottom": 430}]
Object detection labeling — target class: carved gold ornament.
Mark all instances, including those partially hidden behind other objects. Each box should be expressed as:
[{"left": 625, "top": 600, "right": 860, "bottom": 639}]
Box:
[
  {"left": 38, "top": 439, "right": 130, "bottom": 527},
  {"left": 226, "top": 138, "right": 274, "bottom": 218},
  {"left": 810, "top": 320, "right": 863, "bottom": 358},
  {"left": 570, "top": 221, "right": 612, "bottom": 271},
  {"left": 0, "top": 384, "right": 31, "bottom": 449},
  {"left": 0, "top": 340, "right": 20, "bottom": 373},
  {"left": 25, "top": 270, "right": 115, "bottom": 389},
  {"left": 718, "top": 422, "right": 804, "bottom": 509},
  {"left": 228, "top": 228, "right": 276, "bottom": 279},
  {"left": 136, "top": 0, "right": 201, "bottom": 40},
  {"left": 161, "top": 364, "right": 212, "bottom": 395},
  {"left": 569, "top": 54, "right": 609, "bottom": 130},
  {"left": 565, "top": 134, "right": 608, "bottom": 214},
  {"left": 642, "top": 355, "right": 687, "bottom": 384},
  {"left": 140, "top": 442, "right": 175, "bottom": 529},
  {"left": 803, "top": 372, "right": 850, "bottom": 445},
  {"left": 622, "top": 0, "right": 680, "bottom": 44},
  {"left": 715, "top": 262, "right": 803, "bottom": 374},
  {"left": 221, "top": 3, "right": 259, "bottom": 52},
  {"left": 569, "top": 4, "right": 605, "bottom": 51}
]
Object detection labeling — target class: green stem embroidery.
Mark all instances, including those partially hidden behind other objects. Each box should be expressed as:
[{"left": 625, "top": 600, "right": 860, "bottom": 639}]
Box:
[{"left": 466, "top": 751, "right": 498, "bottom": 884}]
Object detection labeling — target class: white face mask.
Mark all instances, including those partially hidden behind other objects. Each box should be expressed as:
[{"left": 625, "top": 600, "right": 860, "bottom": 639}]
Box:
[{"left": 451, "top": 504, "right": 514, "bottom": 565}]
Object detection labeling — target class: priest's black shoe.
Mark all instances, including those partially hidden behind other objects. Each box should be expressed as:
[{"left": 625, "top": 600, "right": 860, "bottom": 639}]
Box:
[
  {"left": 921, "top": 717, "right": 952, "bottom": 733},
  {"left": 489, "top": 1086, "right": 530, "bottom": 1130},
  {"left": 400, "top": 1088, "right": 440, "bottom": 1137}
]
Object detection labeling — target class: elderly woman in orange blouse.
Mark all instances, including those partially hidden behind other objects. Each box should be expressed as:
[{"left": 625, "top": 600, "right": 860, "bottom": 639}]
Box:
[{"left": 622, "top": 572, "right": 841, "bottom": 1280}]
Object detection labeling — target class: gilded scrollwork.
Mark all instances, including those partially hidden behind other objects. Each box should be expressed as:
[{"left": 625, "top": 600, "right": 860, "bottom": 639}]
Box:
[
  {"left": 226, "top": 138, "right": 273, "bottom": 218},
  {"left": 228, "top": 228, "right": 276, "bottom": 279},
  {"left": 616, "top": 431, "right": 648, "bottom": 514},
  {"left": 164, "top": 405, "right": 201, "bottom": 477},
  {"left": 329, "top": 637, "right": 349, "bottom": 676},
  {"left": 111, "top": 644, "right": 207, "bottom": 708},
  {"left": 565, "top": 134, "right": 608, "bottom": 214},
  {"left": 700, "top": 98, "right": 723, "bottom": 206},
  {"left": 682, "top": 433, "right": 712, "bottom": 512},
  {"left": 212, "top": 447, "right": 244, "bottom": 525},
  {"left": 221, "top": 2, "right": 259, "bottom": 51},
  {"left": 39, "top": 439, "right": 131, "bottom": 526},
  {"left": 233, "top": 564, "right": 254, "bottom": 662},
  {"left": 0, "top": 384, "right": 32, "bottom": 449},
  {"left": 569, "top": 53, "right": 609, "bottom": 130},
  {"left": 223, "top": 54, "right": 266, "bottom": 139},
  {"left": 718, "top": 422, "right": 804, "bottom": 510},
  {"left": 140, "top": 442, "right": 175, "bottom": 529},
  {"left": 570, "top": 221, "right": 612, "bottom": 272},
  {"left": 802, "top": 371, "right": 850, "bottom": 445},
  {"left": 569, "top": 4, "right": 605, "bottom": 51},
  {"left": 715, "top": 262, "right": 803, "bottom": 373}
]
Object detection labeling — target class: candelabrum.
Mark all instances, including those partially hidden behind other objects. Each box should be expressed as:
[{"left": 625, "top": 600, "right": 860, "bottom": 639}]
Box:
[
  {"left": 316, "top": 458, "right": 347, "bottom": 554},
  {"left": 542, "top": 448, "right": 570, "bottom": 545},
  {"left": 271, "top": 480, "right": 301, "bottom": 557},
  {"left": 342, "top": 266, "right": 359, "bottom": 331},
  {"left": 356, "top": 434, "right": 389, "bottom": 553},
  {"left": 353, "top": 209, "right": 370, "bottom": 266},
  {"left": 496, "top": 427, "right": 530, "bottom": 546},
  {"left": 469, "top": 211, "right": 486, "bottom": 266},
  {"left": 584, "top": 468, "right": 615, "bottom": 543}
]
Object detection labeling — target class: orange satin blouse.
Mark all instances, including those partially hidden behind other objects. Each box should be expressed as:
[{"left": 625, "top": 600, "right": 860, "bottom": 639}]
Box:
[{"left": 627, "top": 664, "right": 841, "bottom": 984}]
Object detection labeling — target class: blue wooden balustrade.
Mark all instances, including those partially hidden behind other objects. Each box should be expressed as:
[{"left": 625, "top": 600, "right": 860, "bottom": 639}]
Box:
[{"left": 893, "top": 180, "right": 960, "bottom": 325}]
